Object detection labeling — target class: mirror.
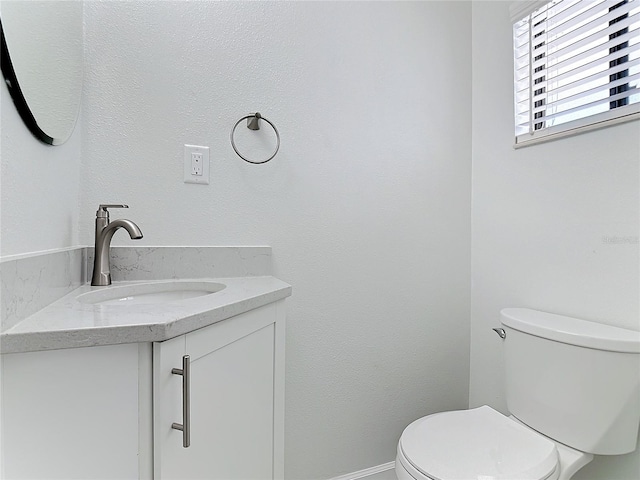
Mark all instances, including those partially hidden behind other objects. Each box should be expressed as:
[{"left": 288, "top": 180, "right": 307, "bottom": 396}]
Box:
[{"left": 1, "top": 1, "right": 83, "bottom": 145}]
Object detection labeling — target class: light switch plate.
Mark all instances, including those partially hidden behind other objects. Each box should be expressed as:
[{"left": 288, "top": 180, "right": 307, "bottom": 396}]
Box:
[{"left": 184, "top": 145, "right": 210, "bottom": 184}]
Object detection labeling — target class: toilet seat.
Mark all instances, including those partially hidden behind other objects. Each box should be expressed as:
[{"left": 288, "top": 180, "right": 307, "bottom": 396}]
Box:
[{"left": 397, "top": 406, "right": 559, "bottom": 480}]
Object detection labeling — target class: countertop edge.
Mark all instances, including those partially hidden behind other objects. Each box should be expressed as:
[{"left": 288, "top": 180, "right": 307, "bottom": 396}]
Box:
[{"left": 1, "top": 283, "right": 291, "bottom": 355}]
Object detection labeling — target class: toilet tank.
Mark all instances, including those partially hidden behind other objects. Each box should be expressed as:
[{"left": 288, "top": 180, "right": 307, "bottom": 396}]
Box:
[{"left": 500, "top": 308, "right": 640, "bottom": 455}]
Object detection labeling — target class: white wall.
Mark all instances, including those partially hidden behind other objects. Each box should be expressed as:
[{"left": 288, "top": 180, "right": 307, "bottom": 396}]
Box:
[
  {"left": 4, "top": 0, "right": 638, "bottom": 477},
  {"left": 0, "top": 83, "right": 82, "bottom": 257},
  {"left": 81, "top": 1, "right": 471, "bottom": 478},
  {"left": 470, "top": 2, "right": 640, "bottom": 478}
]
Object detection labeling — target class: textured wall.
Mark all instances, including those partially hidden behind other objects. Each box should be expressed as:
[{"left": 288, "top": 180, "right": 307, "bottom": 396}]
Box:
[
  {"left": 0, "top": 80, "right": 82, "bottom": 257},
  {"left": 81, "top": 1, "right": 472, "bottom": 478},
  {"left": 470, "top": 2, "right": 640, "bottom": 478}
]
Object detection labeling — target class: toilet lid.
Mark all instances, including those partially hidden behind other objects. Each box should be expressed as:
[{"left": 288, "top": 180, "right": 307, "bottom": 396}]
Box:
[{"left": 399, "top": 406, "right": 558, "bottom": 480}]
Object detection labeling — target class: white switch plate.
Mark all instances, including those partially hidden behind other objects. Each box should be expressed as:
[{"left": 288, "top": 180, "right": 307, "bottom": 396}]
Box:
[{"left": 184, "top": 145, "right": 210, "bottom": 184}]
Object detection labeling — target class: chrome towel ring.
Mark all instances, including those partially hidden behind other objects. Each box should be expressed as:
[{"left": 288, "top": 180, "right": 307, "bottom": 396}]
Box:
[{"left": 230, "top": 112, "right": 280, "bottom": 164}]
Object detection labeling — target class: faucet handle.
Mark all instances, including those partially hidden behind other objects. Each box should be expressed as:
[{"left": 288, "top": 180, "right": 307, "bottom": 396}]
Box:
[{"left": 96, "top": 204, "right": 129, "bottom": 218}]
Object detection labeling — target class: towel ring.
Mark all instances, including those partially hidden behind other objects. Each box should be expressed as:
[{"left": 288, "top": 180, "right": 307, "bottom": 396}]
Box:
[{"left": 230, "top": 112, "right": 280, "bottom": 164}]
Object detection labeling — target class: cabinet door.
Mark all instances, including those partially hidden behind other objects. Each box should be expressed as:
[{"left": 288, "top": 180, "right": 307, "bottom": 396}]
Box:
[
  {"left": 153, "top": 302, "right": 283, "bottom": 480},
  {"left": 1, "top": 344, "right": 140, "bottom": 480}
]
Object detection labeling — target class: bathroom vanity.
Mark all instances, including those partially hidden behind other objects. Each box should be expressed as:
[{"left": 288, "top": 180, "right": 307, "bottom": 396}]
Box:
[
  {"left": 153, "top": 301, "right": 285, "bottom": 480},
  {"left": 0, "top": 247, "right": 290, "bottom": 480}
]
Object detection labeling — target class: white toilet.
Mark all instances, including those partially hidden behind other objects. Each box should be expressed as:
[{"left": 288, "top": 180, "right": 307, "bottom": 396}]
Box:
[{"left": 396, "top": 308, "right": 640, "bottom": 480}]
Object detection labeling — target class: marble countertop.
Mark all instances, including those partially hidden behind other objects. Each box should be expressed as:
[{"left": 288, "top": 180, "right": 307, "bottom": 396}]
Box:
[{"left": 1, "top": 276, "right": 291, "bottom": 354}]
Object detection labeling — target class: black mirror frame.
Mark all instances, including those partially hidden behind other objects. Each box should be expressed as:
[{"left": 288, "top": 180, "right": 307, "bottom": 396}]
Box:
[{"left": 1, "top": 18, "right": 56, "bottom": 145}]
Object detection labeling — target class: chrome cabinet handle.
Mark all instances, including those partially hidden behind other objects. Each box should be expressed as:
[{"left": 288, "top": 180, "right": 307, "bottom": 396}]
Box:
[{"left": 171, "top": 355, "right": 191, "bottom": 448}]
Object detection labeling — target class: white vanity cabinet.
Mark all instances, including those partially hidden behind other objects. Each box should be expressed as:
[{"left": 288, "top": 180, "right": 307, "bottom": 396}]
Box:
[
  {"left": 0, "top": 342, "right": 141, "bottom": 479},
  {"left": 153, "top": 301, "right": 285, "bottom": 480},
  {"left": 0, "top": 300, "right": 285, "bottom": 480}
]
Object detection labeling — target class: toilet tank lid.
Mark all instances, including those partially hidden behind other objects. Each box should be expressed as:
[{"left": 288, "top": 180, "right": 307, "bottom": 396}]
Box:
[{"left": 501, "top": 308, "right": 640, "bottom": 353}]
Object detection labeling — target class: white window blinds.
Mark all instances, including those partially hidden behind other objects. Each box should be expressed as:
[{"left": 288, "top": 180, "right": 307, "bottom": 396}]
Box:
[{"left": 513, "top": 0, "right": 640, "bottom": 146}]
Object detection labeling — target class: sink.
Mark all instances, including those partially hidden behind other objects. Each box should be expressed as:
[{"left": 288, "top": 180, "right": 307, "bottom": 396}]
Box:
[{"left": 76, "top": 281, "right": 226, "bottom": 306}]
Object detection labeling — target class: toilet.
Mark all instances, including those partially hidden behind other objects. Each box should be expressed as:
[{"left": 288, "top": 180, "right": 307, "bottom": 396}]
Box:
[{"left": 396, "top": 308, "right": 640, "bottom": 480}]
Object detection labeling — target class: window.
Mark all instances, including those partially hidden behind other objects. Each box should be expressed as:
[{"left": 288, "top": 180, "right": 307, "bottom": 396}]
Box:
[{"left": 513, "top": 0, "right": 640, "bottom": 146}]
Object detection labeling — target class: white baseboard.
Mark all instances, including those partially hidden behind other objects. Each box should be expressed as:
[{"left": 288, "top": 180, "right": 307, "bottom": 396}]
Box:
[{"left": 328, "top": 461, "right": 396, "bottom": 480}]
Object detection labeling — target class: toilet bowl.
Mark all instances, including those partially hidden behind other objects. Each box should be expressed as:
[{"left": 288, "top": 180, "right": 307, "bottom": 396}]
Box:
[
  {"left": 395, "top": 406, "right": 593, "bottom": 480},
  {"left": 394, "top": 308, "right": 640, "bottom": 480}
]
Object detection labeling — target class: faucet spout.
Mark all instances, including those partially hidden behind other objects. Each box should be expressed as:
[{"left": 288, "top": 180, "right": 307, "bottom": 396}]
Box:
[
  {"left": 91, "top": 206, "right": 143, "bottom": 286},
  {"left": 104, "top": 219, "right": 144, "bottom": 240}
]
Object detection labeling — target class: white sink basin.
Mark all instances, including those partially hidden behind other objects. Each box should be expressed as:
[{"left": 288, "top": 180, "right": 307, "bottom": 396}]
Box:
[{"left": 76, "top": 281, "right": 226, "bottom": 306}]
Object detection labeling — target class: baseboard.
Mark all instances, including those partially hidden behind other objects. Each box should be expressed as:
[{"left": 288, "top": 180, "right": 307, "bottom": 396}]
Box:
[{"left": 328, "top": 461, "right": 396, "bottom": 480}]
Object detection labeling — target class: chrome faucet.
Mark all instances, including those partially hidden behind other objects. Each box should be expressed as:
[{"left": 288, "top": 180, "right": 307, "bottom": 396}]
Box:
[{"left": 91, "top": 204, "right": 143, "bottom": 286}]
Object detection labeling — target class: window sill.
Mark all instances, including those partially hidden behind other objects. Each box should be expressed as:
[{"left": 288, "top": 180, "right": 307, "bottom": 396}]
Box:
[{"left": 514, "top": 107, "right": 640, "bottom": 149}]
